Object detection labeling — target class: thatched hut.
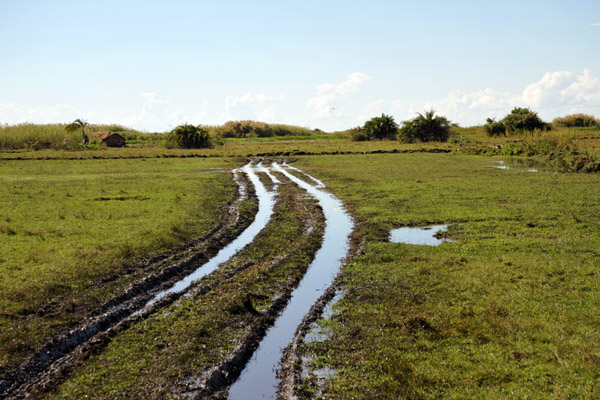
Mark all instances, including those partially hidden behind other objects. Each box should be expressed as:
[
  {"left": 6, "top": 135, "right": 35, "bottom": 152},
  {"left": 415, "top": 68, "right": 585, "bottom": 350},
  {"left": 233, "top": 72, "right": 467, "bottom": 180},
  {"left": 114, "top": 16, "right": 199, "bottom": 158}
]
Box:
[{"left": 95, "top": 132, "right": 126, "bottom": 147}]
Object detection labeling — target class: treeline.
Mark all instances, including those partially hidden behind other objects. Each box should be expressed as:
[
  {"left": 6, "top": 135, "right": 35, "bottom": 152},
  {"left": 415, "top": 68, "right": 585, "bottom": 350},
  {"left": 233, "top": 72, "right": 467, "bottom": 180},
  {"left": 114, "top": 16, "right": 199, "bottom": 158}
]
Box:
[
  {"left": 350, "top": 109, "right": 599, "bottom": 143},
  {"left": 0, "top": 120, "right": 317, "bottom": 150},
  {"left": 485, "top": 110, "right": 599, "bottom": 137}
]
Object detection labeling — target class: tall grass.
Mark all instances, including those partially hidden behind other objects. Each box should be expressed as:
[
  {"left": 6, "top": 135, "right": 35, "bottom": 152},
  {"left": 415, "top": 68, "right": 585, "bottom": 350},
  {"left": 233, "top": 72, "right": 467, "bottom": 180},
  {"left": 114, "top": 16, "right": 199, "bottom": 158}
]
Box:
[{"left": 0, "top": 123, "right": 164, "bottom": 150}]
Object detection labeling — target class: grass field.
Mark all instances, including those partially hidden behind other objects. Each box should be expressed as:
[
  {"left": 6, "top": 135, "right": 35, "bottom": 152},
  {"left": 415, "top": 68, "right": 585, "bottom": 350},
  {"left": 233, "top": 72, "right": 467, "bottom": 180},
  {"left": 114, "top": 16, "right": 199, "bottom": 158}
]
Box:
[
  {"left": 2, "top": 130, "right": 600, "bottom": 398},
  {"left": 294, "top": 153, "right": 600, "bottom": 398},
  {"left": 0, "top": 157, "right": 238, "bottom": 370}
]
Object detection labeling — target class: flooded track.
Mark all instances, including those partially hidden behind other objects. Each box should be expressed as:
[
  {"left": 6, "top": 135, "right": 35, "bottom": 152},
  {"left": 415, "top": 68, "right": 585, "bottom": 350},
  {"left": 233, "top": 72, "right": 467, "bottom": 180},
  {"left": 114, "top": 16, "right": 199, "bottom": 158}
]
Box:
[
  {"left": 0, "top": 163, "right": 272, "bottom": 399},
  {"left": 1, "top": 161, "right": 354, "bottom": 400},
  {"left": 142, "top": 163, "right": 276, "bottom": 310},
  {"left": 228, "top": 162, "right": 353, "bottom": 400}
]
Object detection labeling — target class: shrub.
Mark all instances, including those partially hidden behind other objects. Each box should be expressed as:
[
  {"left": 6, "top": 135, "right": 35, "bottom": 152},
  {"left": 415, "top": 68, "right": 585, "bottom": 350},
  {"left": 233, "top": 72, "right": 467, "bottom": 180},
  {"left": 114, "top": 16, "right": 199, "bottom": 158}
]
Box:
[
  {"left": 552, "top": 113, "right": 598, "bottom": 128},
  {"left": 484, "top": 118, "right": 506, "bottom": 137},
  {"left": 362, "top": 114, "right": 399, "bottom": 140},
  {"left": 501, "top": 107, "right": 550, "bottom": 134},
  {"left": 349, "top": 127, "right": 372, "bottom": 141},
  {"left": 215, "top": 120, "right": 314, "bottom": 138},
  {"left": 399, "top": 110, "right": 452, "bottom": 143},
  {"left": 167, "top": 124, "right": 211, "bottom": 148}
]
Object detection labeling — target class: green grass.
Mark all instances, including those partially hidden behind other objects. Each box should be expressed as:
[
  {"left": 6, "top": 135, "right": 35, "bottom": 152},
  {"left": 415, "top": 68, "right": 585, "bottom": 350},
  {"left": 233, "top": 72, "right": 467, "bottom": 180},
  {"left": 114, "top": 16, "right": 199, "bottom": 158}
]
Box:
[
  {"left": 294, "top": 153, "right": 600, "bottom": 399},
  {"left": 0, "top": 157, "right": 238, "bottom": 370},
  {"left": 48, "top": 176, "right": 325, "bottom": 399}
]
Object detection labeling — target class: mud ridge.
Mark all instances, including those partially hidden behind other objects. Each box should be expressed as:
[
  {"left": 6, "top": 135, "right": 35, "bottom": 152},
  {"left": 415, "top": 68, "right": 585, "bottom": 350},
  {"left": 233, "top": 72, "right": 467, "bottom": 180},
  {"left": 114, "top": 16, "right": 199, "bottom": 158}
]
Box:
[{"left": 0, "top": 170, "right": 257, "bottom": 399}]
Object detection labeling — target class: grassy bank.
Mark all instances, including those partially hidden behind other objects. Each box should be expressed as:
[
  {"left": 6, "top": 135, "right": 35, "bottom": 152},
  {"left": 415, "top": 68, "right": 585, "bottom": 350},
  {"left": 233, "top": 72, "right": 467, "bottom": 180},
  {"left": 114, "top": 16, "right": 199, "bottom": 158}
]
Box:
[
  {"left": 295, "top": 153, "right": 600, "bottom": 398},
  {"left": 0, "top": 157, "right": 238, "bottom": 371}
]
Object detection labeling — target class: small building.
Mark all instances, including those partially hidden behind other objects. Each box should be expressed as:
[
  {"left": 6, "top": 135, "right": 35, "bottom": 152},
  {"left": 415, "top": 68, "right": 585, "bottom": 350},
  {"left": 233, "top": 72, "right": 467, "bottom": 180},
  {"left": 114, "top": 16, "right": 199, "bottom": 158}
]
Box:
[{"left": 95, "top": 132, "right": 126, "bottom": 147}]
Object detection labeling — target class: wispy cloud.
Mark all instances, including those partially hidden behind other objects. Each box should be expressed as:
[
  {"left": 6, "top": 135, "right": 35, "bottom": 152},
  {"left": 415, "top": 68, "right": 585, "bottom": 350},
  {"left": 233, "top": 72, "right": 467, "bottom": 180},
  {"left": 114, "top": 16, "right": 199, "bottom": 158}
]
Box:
[
  {"left": 307, "top": 72, "right": 373, "bottom": 119},
  {"left": 402, "top": 69, "right": 600, "bottom": 125},
  {"left": 591, "top": 22, "right": 600, "bottom": 26},
  {"left": 0, "top": 93, "right": 209, "bottom": 132},
  {"left": 223, "top": 92, "right": 285, "bottom": 121}
]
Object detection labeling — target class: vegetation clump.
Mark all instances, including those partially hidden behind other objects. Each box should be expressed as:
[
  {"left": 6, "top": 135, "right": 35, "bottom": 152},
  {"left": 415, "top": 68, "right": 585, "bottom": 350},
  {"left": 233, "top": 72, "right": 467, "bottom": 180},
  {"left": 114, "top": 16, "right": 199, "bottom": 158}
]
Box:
[
  {"left": 399, "top": 110, "right": 452, "bottom": 143},
  {"left": 167, "top": 124, "right": 211, "bottom": 148},
  {"left": 350, "top": 114, "right": 399, "bottom": 141},
  {"left": 213, "top": 120, "right": 314, "bottom": 139},
  {"left": 553, "top": 113, "right": 599, "bottom": 128},
  {"left": 65, "top": 119, "right": 89, "bottom": 144},
  {"left": 484, "top": 118, "right": 506, "bottom": 137},
  {"left": 500, "top": 107, "right": 550, "bottom": 134}
]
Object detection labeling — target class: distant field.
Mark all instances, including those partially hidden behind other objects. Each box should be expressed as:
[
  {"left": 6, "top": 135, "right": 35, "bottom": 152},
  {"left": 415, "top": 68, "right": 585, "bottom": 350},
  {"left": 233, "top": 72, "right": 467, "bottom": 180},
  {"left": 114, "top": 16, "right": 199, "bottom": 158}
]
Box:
[
  {"left": 295, "top": 153, "right": 600, "bottom": 398},
  {"left": 0, "top": 157, "right": 237, "bottom": 370}
]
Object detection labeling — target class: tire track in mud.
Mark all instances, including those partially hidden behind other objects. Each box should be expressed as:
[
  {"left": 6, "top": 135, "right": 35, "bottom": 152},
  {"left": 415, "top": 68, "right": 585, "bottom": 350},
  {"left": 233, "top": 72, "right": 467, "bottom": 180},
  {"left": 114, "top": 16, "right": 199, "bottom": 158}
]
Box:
[
  {"left": 0, "top": 164, "right": 266, "bottom": 399},
  {"left": 1, "top": 161, "right": 357, "bottom": 400}
]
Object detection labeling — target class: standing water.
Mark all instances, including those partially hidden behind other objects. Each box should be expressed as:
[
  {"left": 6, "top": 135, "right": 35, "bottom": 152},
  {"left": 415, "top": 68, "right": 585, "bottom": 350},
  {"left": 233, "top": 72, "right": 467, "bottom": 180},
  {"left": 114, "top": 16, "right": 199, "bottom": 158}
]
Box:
[
  {"left": 141, "top": 163, "right": 276, "bottom": 310},
  {"left": 389, "top": 225, "right": 450, "bottom": 246},
  {"left": 228, "top": 163, "right": 353, "bottom": 400}
]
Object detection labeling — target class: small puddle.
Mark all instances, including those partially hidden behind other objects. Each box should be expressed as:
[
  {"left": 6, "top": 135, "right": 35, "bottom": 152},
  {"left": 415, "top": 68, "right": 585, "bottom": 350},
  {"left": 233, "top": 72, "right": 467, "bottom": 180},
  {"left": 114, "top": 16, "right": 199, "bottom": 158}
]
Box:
[
  {"left": 228, "top": 163, "right": 353, "bottom": 400},
  {"left": 141, "top": 163, "right": 276, "bottom": 310},
  {"left": 389, "top": 225, "right": 450, "bottom": 246},
  {"left": 494, "top": 159, "right": 553, "bottom": 173}
]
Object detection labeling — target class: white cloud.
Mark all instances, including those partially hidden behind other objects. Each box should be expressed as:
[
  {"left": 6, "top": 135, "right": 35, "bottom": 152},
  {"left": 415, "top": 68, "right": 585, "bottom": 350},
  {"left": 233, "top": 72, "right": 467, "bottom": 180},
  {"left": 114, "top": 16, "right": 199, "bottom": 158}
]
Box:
[
  {"left": 307, "top": 72, "right": 373, "bottom": 118},
  {"left": 0, "top": 94, "right": 211, "bottom": 132},
  {"left": 0, "top": 103, "right": 80, "bottom": 125},
  {"left": 223, "top": 92, "right": 285, "bottom": 121},
  {"left": 591, "top": 22, "right": 600, "bottom": 26},
  {"left": 402, "top": 69, "right": 600, "bottom": 126}
]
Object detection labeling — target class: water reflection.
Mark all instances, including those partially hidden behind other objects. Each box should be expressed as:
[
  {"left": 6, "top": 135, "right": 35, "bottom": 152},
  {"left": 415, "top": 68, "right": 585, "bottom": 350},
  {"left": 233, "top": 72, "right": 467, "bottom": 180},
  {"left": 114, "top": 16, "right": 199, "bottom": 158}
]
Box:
[{"left": 389, "top": 225, "right": 450, "bottom": 246}]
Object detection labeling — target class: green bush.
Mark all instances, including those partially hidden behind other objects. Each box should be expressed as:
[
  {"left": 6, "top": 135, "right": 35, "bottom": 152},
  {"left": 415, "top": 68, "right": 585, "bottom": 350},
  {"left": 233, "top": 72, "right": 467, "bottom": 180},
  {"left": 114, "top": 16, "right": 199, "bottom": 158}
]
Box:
[
  {"left": 501, "top": 107, "right": 550, "bottom": 134},
  {"left": 399, "top": 110, "right": 452, "bottom": 143},
  {"left": 349, "top": 127, "right": 372, "bottom": 141},
  {"left": 362, "top": 114, "right": 399, "bottom": 140},
  {"left": 553, "top": 113, "right": 598, "bottom": 128},
  {"left": 213, "top": 120, "right": 314, "bottom": 139},
  {"left": 167, "top": 124, "right": 211, "bottom": 148},
  {"left": 484, "top": 118, "right": 506, "bottom": 137}
]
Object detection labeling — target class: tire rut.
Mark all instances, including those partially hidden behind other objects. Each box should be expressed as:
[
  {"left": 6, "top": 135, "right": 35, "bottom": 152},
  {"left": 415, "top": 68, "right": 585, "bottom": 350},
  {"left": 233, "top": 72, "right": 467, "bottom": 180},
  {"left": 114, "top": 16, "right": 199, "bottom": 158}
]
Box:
[{"left": 0, "top": 169, "right": 256, "bottom": 399}]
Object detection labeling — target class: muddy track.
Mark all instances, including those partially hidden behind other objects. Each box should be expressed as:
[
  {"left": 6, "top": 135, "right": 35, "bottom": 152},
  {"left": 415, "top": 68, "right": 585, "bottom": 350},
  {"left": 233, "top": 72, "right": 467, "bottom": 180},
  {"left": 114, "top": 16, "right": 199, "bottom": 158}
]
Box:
[
  {"left": 277, "top": 227, "right": 365, "bottom": 400},
  {"left": 0, "top": 170, "right": 257, "bottom": 400},
  {"left": 2, "top": 161, "right": 358, "bottom": 400},
  {"left": 166, "top": 170, "right": 326, "bottom": 399}
]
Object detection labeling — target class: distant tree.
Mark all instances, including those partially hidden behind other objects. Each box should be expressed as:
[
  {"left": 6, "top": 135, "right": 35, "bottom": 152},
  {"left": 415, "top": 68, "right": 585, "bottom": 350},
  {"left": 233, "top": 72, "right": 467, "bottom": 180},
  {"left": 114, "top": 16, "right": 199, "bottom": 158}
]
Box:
[
  {"left": 167, "top": 124, "right": 211, "bottom": 148},
  {"left": 399, "top": 110, "right": 452, "bottom": 143},
  {"left": 65, "top": 118, "right": 89, "bottom": 143},
  {"left": 484, "top": 118, "right": 506, "bottom": 137},
  {"left": 362, "top": 114, "right": 399, "bottom": 140},
  {"left": 501, "top": 107, "right": 549, "bottom": 133}
]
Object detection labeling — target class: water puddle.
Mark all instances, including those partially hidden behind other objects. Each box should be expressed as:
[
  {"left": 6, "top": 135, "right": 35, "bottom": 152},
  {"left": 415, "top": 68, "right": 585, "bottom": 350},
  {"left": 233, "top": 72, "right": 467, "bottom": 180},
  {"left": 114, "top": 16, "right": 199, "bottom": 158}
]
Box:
[
  {"left": 228, "top": 163, "right": 353, "bottom": 400},
  {"left": 389, "top": 225, "right": 451, "bottom": 246},
  {"left": 493, "top": 159, "right": 553, "bottom": 173},
  {"left": 141, "top": 163, "right": 276, "bottom": 310}
]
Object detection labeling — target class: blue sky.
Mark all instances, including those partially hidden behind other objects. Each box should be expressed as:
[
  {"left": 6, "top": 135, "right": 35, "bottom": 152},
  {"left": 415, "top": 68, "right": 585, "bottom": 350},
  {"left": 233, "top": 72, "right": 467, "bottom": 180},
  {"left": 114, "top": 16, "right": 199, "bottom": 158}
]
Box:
[{"left": 1, "top": 0, "right": 599, "bottom": 131}]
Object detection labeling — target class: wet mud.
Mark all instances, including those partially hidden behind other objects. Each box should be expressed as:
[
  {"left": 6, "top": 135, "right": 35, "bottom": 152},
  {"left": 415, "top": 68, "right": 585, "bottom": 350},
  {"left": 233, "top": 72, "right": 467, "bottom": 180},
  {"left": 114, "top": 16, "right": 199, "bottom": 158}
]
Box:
[{"left": 0, "top": 170, "right": 257, "bottom": 399}]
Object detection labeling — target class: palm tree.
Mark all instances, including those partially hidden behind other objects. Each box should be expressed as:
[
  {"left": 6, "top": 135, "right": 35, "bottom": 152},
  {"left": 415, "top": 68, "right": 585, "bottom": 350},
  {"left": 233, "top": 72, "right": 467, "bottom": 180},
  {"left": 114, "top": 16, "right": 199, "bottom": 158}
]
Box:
[{"left": 65, "top": 119, "right": 89, "bottom": 144}]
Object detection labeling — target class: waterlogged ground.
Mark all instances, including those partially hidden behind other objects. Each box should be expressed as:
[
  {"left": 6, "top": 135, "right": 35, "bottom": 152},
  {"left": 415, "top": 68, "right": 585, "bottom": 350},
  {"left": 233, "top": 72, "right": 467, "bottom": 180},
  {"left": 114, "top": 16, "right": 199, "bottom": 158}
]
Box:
[
  {"left": 2, "top": 151, "right": 600, "bottom": 399},
  {"left": 0, "top": 157, "right": 238, "bottom": 371},
  {"left": 293, "top": 153, "right": 600, "bottom": 399}
]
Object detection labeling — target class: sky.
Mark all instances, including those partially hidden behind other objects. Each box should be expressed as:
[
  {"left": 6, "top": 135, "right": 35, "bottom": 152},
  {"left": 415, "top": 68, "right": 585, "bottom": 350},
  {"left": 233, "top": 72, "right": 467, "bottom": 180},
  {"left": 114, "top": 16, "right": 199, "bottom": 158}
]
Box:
[{"left": 1, "top": 0, "right": 599, "bottom": 132}]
